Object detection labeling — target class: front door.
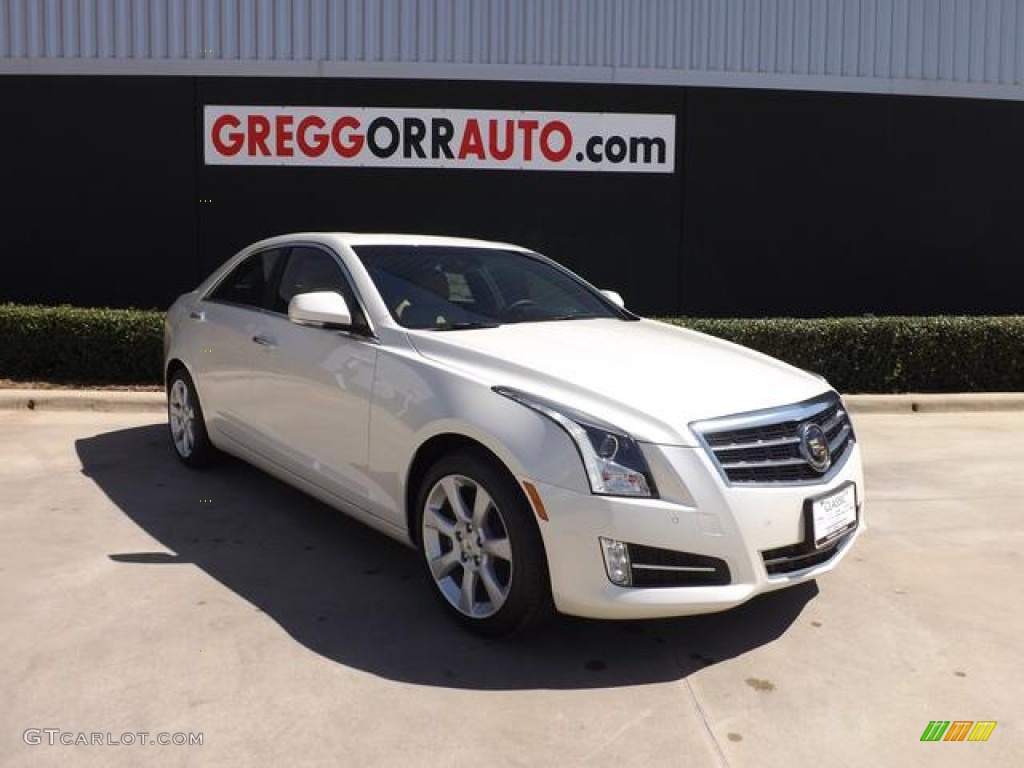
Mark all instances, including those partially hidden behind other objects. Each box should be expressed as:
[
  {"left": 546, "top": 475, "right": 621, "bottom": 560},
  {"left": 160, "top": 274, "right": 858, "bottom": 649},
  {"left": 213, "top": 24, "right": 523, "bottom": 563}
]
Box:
[{"left": 246, "top": 246, "right": 379, "bottom": 509}]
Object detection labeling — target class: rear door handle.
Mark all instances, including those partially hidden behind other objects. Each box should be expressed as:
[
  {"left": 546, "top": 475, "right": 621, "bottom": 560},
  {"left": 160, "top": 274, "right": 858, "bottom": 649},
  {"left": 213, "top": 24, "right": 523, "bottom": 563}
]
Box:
[
  {"left": 189, "top": 311, "right": 205, "bottom": 321},
  {"left": 252, "top": 334, "right": 277, "bottom": 347}
]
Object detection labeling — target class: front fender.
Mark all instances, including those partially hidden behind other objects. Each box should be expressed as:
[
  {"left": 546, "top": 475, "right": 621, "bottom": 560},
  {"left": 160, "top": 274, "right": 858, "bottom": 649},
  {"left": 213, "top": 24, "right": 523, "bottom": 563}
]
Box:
[{"left": 365, "top": 348, "right": 590, "bottom": 531}]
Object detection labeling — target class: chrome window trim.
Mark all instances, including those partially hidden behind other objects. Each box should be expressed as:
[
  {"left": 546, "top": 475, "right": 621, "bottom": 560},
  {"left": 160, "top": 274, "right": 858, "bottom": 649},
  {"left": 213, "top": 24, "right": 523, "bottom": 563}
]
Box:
[{"left": 201, "top": 241, "right": 378, "bottom": 341}]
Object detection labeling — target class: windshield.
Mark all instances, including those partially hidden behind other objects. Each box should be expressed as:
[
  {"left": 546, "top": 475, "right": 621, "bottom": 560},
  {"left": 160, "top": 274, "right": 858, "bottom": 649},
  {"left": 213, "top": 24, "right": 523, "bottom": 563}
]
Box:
[{"left": 354, "top": 245, "right": 626, "bottom": 330}]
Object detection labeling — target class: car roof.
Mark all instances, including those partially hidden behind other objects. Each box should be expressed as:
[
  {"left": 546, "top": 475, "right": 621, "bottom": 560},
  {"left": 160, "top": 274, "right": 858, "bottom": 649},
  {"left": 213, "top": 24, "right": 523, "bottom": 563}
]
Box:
[{"left": 247, "top": 232, "right": 532, "bottom": 253}]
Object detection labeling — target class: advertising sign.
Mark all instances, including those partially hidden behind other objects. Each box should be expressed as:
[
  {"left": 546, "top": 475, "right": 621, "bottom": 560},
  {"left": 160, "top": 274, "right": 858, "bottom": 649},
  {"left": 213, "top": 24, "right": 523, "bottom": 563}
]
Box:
[{"left": 204, "top": 106, "right": 675, "bottom": 173}]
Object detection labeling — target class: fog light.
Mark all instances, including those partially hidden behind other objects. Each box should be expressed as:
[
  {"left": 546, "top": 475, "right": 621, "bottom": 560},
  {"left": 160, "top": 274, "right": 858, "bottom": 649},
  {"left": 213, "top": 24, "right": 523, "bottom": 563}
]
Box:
[{"left": 600, "top": 537, "right": 632, "bottom": 587}]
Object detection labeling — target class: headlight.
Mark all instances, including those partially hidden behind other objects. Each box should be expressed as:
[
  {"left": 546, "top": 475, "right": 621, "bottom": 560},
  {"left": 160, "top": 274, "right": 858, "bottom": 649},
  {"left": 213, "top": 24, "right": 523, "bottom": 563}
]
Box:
[{"left": 494, "top": 387, "right": 656, "bottom": 498}]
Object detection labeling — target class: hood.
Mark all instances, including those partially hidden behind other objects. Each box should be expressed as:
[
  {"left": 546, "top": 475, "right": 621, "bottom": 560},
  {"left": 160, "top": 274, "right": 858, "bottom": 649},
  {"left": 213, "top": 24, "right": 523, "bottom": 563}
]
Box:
[{"left": 407, "top": 318, "right": 830, "bottom": 446}]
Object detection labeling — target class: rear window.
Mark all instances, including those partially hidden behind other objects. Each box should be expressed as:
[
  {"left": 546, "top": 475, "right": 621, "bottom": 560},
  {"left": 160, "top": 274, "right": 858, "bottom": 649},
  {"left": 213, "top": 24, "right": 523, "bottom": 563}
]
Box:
[{"left": 207, "top": 249, "right": 284, "bottom": 309}]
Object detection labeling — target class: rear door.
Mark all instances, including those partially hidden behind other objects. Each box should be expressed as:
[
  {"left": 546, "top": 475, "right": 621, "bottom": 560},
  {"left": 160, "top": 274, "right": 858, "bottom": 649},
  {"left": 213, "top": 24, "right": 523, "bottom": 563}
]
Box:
[{"left": 193, "top": 248, "right": 285, "bottom": 443}]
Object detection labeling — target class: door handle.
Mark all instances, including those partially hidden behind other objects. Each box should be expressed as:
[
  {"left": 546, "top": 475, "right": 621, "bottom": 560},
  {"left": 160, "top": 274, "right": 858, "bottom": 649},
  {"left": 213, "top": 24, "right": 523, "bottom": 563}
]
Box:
[
  {"left": 251, "top": 334, "right": 277, "bottom": 347},
  {"left": 189, "top": 311, "right": 205, "bottom": 321}
]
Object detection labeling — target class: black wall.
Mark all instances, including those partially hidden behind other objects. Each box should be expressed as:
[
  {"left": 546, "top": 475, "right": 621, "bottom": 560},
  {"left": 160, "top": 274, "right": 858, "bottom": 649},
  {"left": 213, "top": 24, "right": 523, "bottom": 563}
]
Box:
[
  {"left": 3, "top": 74, "right": 1022, "bottom": 316},
  {"left": 681, "top": 88, "right": 1024, "bottom": 316},
  {"left": 3, "top": 76, "right": 195, "bottom": 310}
]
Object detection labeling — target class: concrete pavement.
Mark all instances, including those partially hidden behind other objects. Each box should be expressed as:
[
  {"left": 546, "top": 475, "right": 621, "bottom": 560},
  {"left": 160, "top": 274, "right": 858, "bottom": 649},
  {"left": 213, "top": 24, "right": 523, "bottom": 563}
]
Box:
[{"left": 1, "top": 408, "right": 1021, "bottom": 767}]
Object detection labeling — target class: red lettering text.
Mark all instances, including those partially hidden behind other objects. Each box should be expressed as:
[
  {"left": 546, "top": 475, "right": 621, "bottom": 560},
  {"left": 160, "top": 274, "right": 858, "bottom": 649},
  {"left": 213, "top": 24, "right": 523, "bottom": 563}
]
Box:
[
  {"left": 297, "top": 116, "right": 329, "bottom": 157},
  {"left": 540, "top": 120, "right": 571, "bottom": 162},
  {"left": 247, "top": 115, "right": 271, "bottom": 156},
  {"left": 331, "top": 116, "right": 364, "bottom": 158},
  {"left": 458, "top": 118, "right": 486, "bottom": 160},
  {"left": 275, "top": 115, "right": 295, "bottom": 156},
  {"left": 211, "top": 114, "right": 243, "bottom": 156}
]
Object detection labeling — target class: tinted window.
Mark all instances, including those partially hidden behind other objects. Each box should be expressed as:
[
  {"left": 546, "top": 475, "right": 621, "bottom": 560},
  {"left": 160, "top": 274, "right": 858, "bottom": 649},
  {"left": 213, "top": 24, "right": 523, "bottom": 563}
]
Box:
[
  {"left": 275, "top": 246, "right": 370, "bottom": 332},
  {"left": 208, "top": 249, "right": 283, "bottom": 309},
  {"left": 354, "top": 245, "right": 622, "bottom": 330}
]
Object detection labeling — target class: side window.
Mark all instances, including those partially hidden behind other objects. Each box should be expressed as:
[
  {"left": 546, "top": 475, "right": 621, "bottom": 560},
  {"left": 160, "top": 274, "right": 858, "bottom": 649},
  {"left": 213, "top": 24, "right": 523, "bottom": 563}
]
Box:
[
  {"left": 208, "top": 249, "right": 283, "bottom": 309},
  {"left": 275, "top": 247, "right": 370, "bottom": 332},
  {"left": 276, "top": 248, "right": 348, "bottom": 309}
]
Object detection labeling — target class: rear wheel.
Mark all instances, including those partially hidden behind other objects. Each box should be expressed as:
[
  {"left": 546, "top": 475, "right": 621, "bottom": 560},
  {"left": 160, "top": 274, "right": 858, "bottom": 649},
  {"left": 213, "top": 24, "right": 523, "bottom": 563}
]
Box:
[
  {"left": 417, "top": 453, "right": 552, "bottom": 636},
  {"left": 167, "top": 368, "right": 217, "bottom": 468}
]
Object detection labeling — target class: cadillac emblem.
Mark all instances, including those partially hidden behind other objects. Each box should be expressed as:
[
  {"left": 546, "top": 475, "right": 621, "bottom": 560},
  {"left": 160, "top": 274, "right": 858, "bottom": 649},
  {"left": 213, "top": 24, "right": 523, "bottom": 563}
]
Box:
[{"left": 797, "top": 422, "right": 831, "bottom": 473}]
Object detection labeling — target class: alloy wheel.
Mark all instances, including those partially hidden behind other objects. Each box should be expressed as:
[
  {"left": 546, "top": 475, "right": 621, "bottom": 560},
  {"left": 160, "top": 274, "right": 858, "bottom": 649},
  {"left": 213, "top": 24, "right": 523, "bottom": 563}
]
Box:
[
  {"left": 421, "top": 473, "right": 514, "bottom": 619},
  {"left": 168, "top": 377, "right": 195, "bottom": 458}
]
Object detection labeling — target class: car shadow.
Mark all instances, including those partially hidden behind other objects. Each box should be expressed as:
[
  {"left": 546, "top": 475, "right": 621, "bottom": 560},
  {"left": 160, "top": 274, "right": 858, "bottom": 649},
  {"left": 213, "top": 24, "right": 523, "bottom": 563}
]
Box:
[{"left": 76, "top": 423, "right": 819, "bottom": 691}]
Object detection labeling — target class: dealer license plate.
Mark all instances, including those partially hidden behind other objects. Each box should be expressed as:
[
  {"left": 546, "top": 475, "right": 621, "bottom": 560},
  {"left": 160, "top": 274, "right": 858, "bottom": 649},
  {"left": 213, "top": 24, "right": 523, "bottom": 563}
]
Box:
[{"left": 810, "top": 483, "right": 858, "bottom": 548}]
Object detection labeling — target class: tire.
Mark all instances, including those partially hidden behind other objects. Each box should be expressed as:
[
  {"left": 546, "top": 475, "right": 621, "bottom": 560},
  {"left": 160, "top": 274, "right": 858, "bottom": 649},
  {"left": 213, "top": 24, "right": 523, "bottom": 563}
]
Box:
[
  {"left": 167, "top": 368, "right": 217, "bottom": 469},
  {"left": 416, "top": 453, "right": 553, "bottom": 636}
]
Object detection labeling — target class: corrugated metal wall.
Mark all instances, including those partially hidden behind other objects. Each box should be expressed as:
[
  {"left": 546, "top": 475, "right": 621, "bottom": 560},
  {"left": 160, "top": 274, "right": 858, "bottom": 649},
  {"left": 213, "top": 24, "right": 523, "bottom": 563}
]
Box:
[{"left": 2, "top": 0, "right": 1023, "bottom": 96}]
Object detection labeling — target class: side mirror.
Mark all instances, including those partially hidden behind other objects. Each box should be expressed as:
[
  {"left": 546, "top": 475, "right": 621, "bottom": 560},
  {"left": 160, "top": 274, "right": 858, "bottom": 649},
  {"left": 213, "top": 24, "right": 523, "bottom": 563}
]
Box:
[
  {"left": 600, "top": 289, "right": 625, "bottom": 309},
  {"left": 288, "top": 291, "right": 352, "bottom": 328}
]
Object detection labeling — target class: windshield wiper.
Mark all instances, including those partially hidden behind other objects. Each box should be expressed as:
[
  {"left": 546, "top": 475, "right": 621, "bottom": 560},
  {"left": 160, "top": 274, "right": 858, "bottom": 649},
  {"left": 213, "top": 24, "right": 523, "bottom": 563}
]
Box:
[
  {"left": 543, "top": 313, "right": 603, "bottom": 322},
  {"left": 432, "top": 321, "right": 501, "bottom": 331}
]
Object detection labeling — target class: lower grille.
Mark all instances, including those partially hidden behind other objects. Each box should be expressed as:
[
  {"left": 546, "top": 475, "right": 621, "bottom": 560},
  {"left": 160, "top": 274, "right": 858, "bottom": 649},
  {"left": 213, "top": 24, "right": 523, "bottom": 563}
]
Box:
[
  {"left": 761, "top": 537, "right": 846, "bottom": 576},
  {"left": 626, "top": 543, "right": 731, "bottom": 587},
  {"left": 692, "top": 392, "right": 856, "bottom": 486}
]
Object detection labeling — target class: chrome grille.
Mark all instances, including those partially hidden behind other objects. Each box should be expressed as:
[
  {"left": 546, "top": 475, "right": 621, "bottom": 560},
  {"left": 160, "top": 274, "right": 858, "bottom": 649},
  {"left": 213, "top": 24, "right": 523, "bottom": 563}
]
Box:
[{"left": 692, "top": 393, "right": 855, "bottom": 486}]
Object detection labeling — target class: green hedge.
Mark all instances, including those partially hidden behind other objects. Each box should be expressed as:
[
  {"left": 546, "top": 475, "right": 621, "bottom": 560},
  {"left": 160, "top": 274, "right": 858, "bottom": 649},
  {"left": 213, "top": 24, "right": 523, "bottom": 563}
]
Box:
[
  {"left": 0, "top": 304, "right": 164, "bottom": 384},
  {"left": 1, "top": 304, "right": 1022, "bottom": 392},
  {"left": 659, "top": 316, "right": 1024, "bottom": 393}
]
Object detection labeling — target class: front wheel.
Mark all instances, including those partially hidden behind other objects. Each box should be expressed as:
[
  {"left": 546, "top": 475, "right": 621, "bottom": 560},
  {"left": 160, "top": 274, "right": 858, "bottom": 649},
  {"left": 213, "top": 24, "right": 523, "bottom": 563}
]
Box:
[{"left": 416, "top": 453, "right": 552, "bottom": 636}]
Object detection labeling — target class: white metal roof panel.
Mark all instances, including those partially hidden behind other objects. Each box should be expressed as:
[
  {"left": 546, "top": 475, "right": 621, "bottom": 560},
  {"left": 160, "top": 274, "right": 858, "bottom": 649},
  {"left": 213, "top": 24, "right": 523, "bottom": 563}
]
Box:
[{"left": 2, "top": 0, "right": 1023, "bottom": 100}]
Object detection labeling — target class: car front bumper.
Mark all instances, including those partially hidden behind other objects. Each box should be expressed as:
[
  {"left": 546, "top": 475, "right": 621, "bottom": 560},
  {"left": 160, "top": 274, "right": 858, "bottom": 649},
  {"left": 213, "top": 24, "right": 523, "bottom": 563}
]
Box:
[{"left": 527, "top": 441, "right": 865, "bottom": 620}]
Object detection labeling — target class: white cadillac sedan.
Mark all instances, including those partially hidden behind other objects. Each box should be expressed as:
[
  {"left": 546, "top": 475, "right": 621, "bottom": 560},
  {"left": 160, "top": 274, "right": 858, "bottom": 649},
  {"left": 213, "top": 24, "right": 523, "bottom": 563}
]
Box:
[{"left": 164, "top": 233, "right": 864, "bottom": 635}]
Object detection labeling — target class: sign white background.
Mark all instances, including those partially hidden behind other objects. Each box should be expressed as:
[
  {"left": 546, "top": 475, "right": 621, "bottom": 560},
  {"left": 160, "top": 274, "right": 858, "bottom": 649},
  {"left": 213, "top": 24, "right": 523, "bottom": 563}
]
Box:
[{"left": 204, "top": 106, "right": 675, "bottom": 173}]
